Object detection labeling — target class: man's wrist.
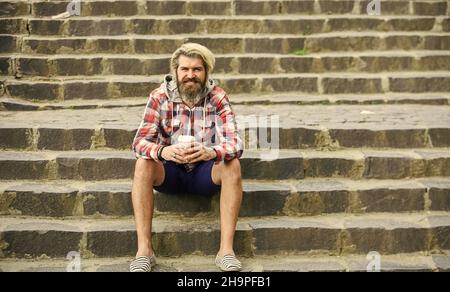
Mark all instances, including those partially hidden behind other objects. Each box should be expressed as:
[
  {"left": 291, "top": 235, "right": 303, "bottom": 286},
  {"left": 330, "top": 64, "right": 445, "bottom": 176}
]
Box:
[
  {"left": 208, "top": 147, "right": 217, "bottom": 160},
  {"left": 157, "top": 146, "right": 166, "bottom": 161}
]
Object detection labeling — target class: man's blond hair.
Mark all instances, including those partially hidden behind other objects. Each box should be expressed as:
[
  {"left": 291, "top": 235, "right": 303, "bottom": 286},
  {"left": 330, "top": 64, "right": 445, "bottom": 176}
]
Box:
[{"left": 170, "top": 43, "right": 215, "bottom": 79}]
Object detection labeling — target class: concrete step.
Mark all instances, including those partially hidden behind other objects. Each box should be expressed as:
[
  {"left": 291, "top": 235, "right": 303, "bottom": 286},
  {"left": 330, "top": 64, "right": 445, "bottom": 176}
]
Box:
[
  {"left": 2, "top": 52, "right": 450, "bottom": 77},
  {"left": 1, "top": 252, "right": 449, "bottom": 272},
  {"left": 1, "top": 0, "right": 448, "bottom": 17},
  {"left": 230, "top": 92, "right": 450, "bottom": 106},
  {"left": 2, "top": 72, "right": 450, "bottom": 100},
  {"left": 0, "top": 148, "right": 449, "bottom": 180},
  {"left": 0, "top": 212, "right": 448, "bottom": 258},
  {"left": 0, "top": 104, "right": 449, "bottom": 150},
  {"left": 2, "top": 16, "right": 446, "bottom": 36},
  {"left": 0, "top": 96, "right": 151, "bottom": 111},
  {"left": 2, "top": 93, "right": 449, "bottom": 112},
  {"left": 6, "top": 32, "right": 448, "bottom": 55},
  {"left": 0, "top": 178, "right": 448, "bottom": 218}
]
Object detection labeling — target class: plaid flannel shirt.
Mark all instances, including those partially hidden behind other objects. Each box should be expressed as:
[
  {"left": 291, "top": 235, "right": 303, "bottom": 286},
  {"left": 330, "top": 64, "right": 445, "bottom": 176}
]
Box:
[{"left": 132, "top": 76, "right": 243, "bottom": 164}]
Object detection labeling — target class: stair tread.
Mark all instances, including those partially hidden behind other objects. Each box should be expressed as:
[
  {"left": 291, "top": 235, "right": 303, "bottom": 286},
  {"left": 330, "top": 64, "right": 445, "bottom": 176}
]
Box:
[
  {"left": 2, "top": 93, "right": 449, "bottom": 111},
  {"left": 2, "top": 177, "right": 449, "bottom": 193},
  {"left": 4, "top": 71, "right": 450, "bottom": 82},
  {"left": 1, "top": 252, "right": 448, "bottom": 272},
  {"left": 1, "top": 148, "right": 450, "bottom": 159},
  {"left": 1, "top": 212, "right": 449, "bottom": 231},
  {"left": 231, "top": 92, "right": 450, "bottom": 104},
  {"left": 15, "top": 31, "right": 450, "bottom": 39},
  {"left": 1, "top": 103, "right": 449, "bottom": 130}
]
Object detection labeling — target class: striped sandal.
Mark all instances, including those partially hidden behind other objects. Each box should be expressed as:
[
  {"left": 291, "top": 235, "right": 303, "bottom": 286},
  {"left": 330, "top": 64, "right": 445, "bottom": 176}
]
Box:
[
  {"left": 215, "top": 254, "right": 242, "bottom": 272},
  {"left": 129, "top": 255, "right": 156, "bottom": 272}
]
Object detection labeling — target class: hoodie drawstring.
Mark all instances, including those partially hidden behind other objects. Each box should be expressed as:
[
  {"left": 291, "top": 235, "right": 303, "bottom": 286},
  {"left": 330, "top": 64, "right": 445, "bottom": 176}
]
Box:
[
  {"left": 202, "top": 96, "right": 207, "bottom": 144},
  {"left": 170, "top": 95, "right": 208, "bottom": 144}
]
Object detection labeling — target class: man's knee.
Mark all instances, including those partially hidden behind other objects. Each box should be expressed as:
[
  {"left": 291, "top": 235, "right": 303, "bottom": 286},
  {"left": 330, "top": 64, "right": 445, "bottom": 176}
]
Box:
[
  {"left": 223, "top": 159, "right": 242, "bottom": 180},
  {"left": 134, "top": 158, "right": 159, "bottom": 178}
]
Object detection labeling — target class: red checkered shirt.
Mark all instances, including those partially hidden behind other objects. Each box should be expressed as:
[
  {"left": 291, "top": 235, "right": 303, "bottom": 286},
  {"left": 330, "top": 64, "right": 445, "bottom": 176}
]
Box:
[{"left": 132, "top": 77, "right": 243, "bottom": 165}]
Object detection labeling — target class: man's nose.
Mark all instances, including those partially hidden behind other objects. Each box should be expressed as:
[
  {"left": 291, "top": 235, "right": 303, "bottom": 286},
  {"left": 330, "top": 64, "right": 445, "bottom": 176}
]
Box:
[{"left": 187, "top": 70, "right": 195, "bottom": 78}]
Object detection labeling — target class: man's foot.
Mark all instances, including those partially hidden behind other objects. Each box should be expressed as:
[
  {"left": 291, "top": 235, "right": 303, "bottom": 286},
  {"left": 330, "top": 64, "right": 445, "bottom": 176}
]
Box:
[
  {"left": 215, "top": 253, "right": 242, "bottom": 272},
  {"left": 129, "top": 254, "right": 156, "bottom": 272}
]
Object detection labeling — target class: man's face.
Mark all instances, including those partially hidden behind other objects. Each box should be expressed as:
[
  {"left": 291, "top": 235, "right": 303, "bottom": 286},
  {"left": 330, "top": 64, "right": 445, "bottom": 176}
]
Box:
[{"left": 176, "top": 55, "right": 206, "bottom": 102}]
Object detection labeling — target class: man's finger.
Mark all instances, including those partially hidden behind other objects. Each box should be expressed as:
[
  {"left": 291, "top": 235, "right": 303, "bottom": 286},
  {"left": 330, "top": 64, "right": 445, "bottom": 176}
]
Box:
[
  {"left": 183, "top": 146, "right": 202, "bottom": 155},
  {"left": 176, "top": 158, "right": 187, "bottom": 164},
  {"left": 171, "top": 155, "right": 186, "bottom": 164},
  {"left": 169, "top": 148, "right": 187, "bottom": 163},
  {"left": 185, "top": 150, "right": 203, "bottom": 162},
  {"left": 189, "top": 153, "right": 207, "bottom": 164},
  {"left": 173, "top": 148, "right": 187, "bottom": 157}
]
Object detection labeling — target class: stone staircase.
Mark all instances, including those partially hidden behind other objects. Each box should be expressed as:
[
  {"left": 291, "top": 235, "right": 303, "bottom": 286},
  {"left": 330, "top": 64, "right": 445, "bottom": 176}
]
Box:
[{"left": 0, "top": 0, "right": 449, "bottom": 272}]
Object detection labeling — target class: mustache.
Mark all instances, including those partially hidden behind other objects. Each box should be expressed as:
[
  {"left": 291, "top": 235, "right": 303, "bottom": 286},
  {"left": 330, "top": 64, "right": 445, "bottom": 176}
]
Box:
[{"left": 182, "top": 77, "right": 201, "bottom": 83}]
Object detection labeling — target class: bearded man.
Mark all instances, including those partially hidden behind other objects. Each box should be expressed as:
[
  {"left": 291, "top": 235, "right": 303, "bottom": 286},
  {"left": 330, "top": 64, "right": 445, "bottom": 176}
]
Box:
[{"left": 130, "top": 43, "right": 244, "bottom": 272}]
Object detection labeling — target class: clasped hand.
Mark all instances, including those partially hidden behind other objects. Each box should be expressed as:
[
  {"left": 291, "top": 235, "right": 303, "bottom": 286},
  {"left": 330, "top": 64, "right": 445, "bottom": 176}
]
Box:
[{"left": 161, "top": 142, "right": 216, "bottom": 164}]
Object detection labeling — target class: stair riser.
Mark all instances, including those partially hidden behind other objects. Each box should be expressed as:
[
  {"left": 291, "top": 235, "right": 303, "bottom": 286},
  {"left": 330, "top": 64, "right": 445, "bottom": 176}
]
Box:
[
  {"left": 2, "top": 186, "right": 448, "bottom": 217},
  {"left": 1, "top": 226, "right": 447, "bottom": 258},
  {"left": 3, "top": 55, "right": 449, "bottom": 77},
  {"left": 15, "top": 35, "right": 450, "bottom": 55},
  {"left": 0, "top": 155, "right": 448, "bottom": 180},
  {"left": 1, "top": 96, "right": 449, "bottom": 109},
  {"left": 8, "top": 18, "right": 440, "bottom": 36},
  {"left": 1, "top": 127, "right": 449, "bottom": 150},
  {"left": 2, "top": 0, "right": 448, "bottom": 17},
  {"left": 4, "top": 75, "right": 450, "bottom": 100}
]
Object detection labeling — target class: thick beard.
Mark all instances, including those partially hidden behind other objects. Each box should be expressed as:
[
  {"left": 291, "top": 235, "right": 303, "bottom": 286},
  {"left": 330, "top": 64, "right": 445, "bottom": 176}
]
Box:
[{"left": 177, "top": 75, "right": 206, "bottom": 104}]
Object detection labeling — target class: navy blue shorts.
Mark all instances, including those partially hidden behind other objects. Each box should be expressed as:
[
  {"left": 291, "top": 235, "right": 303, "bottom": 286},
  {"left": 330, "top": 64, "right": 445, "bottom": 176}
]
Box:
[{"left": 154, "top": 160, "right": 221, "bottom": 196}]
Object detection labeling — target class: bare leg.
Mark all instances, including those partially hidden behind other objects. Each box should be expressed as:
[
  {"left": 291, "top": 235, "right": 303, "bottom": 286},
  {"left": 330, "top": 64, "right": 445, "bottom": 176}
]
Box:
[
  {"left": 212, "top": 158, "right": 243, "bottom": 256},
  {"left": 131, "top": 158, "right": 164, "bottom": 257}
]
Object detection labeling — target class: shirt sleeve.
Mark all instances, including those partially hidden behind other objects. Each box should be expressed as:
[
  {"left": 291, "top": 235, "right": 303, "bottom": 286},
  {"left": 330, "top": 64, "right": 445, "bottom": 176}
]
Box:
[
  {"left": 211, "top": 95, "right": 244, "bottom": 163},
  {"left": 132, "top": 93, "right": 163, "bottom": 161}
]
